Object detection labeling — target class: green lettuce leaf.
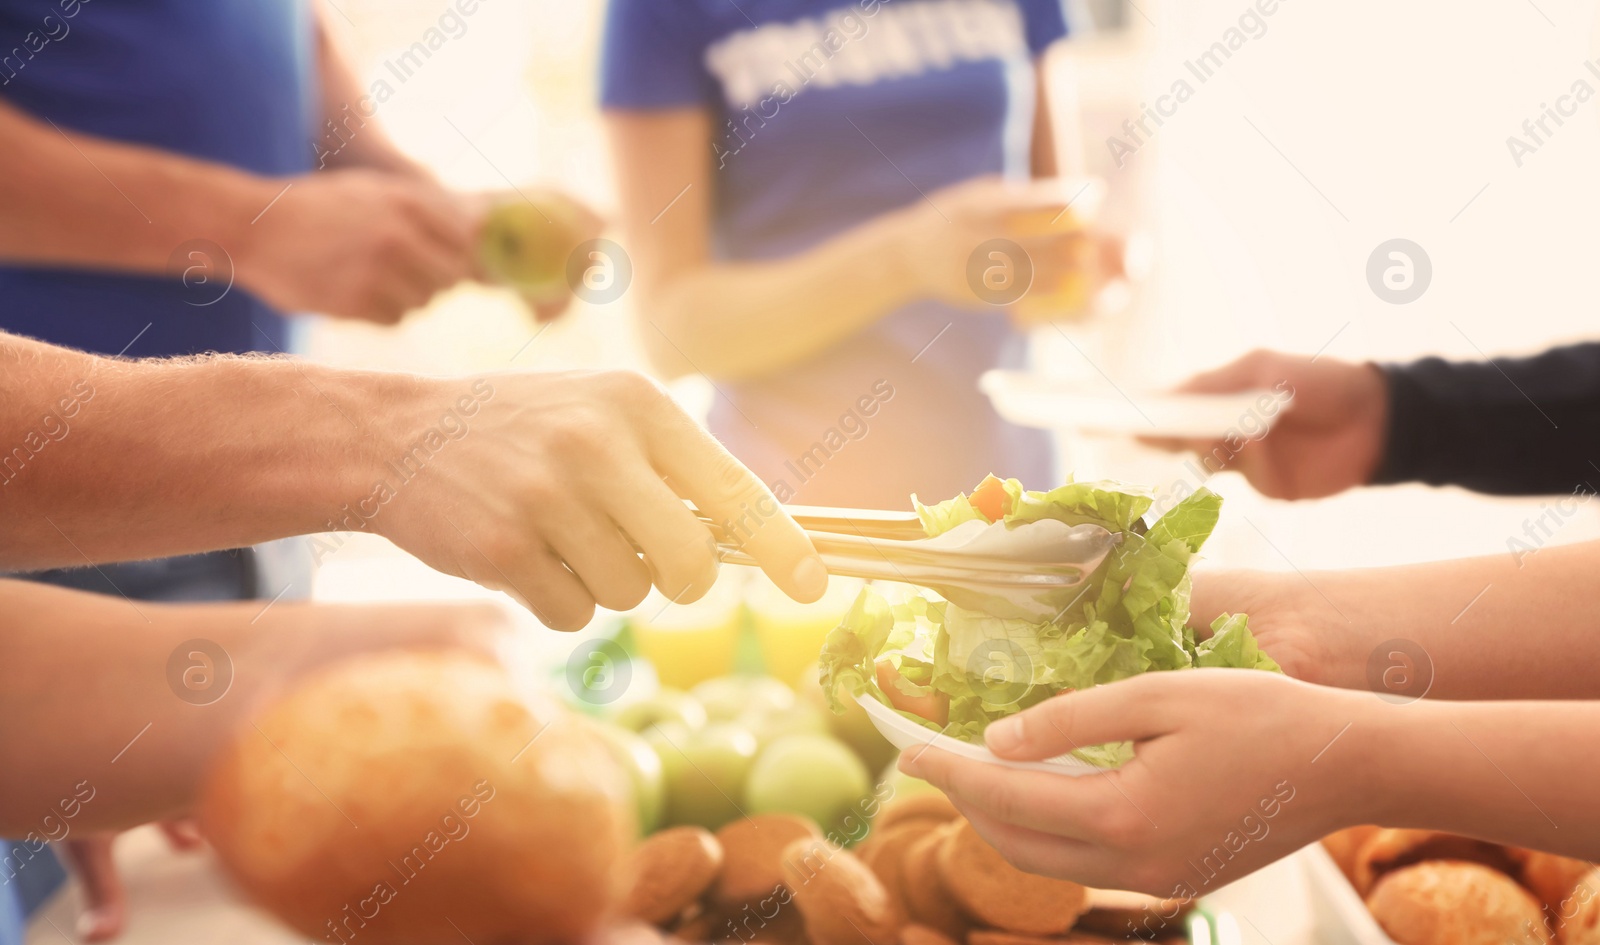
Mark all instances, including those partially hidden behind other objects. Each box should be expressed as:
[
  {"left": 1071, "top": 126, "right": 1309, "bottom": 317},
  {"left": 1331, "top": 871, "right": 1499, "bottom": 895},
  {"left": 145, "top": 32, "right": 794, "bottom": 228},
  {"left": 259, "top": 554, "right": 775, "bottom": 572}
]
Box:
[
  {"left": 816, "top": 476, "right": 1280, "bottom": 769},
  {"left": 1195, "top": 613, "right": 1282, "bottom": 671}
]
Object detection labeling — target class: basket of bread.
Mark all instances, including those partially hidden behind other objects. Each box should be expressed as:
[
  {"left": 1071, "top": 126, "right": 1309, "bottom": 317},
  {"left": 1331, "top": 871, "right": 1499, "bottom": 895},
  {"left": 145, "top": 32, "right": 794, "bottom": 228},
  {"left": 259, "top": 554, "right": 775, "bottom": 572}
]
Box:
[
  {"left": 1309, "top": 827, "right": 1598, "bottom": 945},
  {"left": 619, "top": 793, "right": 1194, "bottom": 945}
]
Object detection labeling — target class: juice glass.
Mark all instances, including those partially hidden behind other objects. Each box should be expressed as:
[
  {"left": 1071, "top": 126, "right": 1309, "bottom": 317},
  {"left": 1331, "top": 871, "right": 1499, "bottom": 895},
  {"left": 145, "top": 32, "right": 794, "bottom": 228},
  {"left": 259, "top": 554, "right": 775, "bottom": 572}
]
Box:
[{"left": 628, "top": 574, "right": 746, "bottom": 690}]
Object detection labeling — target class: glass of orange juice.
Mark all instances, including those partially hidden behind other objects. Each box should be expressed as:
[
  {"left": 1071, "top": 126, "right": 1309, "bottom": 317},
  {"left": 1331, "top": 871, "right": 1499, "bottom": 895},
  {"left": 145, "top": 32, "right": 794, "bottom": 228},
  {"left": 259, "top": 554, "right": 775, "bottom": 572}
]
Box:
[
  {"left": 628, "top": 573, "right": 746, "bottom": 690},
  {"left": 747, "top": 575, "right": 865, "bottom": 684},
  {"left": 1003, "top": 178, "right": 1109, "bottom": 326}
]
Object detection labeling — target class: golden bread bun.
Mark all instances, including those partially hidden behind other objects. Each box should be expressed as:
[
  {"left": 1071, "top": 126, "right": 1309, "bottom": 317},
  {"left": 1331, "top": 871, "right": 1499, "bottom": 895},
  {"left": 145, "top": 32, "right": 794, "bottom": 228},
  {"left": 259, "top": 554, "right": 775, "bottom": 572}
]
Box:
[
  {"left": 1353, "top": 829, "right": 1520, "bottom": 896},
  {"left": 1518, "top": 851, "right": 1598, "bottom": 914},
  {"left": 903, "top": 825, "right": 971, "bottom": 941},
  {"left": 781, "top": 838, "right": 903, "bottom": 945},
  {"left": 712, "top": 813, "right": 821, "bottom": 910},
  {"left": 1323, "top": 826, "right": 1380, "bottom": 884},
  {"left": 1551, "top": 865, "right": 1600, "bottom": 944},
  {"left": 899, "top": 924, "right": 960, "bottom": 945},
  {"left": 1075, "top": 888, "right": 1193, "bottom": 938},
  {"left": 873, "top": 792, "right": 960, "bottom": 833},
  {"left": 200, "top": 651, "right": 631, "bottom": 945},
  {"left": 1366, "top": 861, "right": 1549, "bottom": 945},
  {"left": 622, "top": 826, "right": 723, "bottom": 925},
  {"left": 935, "top": 820, "right": 1088, "bottom": 935}
]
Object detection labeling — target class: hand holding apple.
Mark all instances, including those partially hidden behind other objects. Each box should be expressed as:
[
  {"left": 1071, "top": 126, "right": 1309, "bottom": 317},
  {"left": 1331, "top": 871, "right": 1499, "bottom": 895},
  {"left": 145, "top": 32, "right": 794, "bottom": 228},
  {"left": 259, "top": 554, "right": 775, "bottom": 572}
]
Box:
[{"left": 473, "top": 190, "right": 605, "bottom": 323}]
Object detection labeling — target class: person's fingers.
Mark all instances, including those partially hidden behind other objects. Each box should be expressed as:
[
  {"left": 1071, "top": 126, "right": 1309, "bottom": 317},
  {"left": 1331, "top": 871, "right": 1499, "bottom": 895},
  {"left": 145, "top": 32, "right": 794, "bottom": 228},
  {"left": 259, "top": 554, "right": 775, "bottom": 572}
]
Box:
[
  {"left": 63, "top": 835, "right": 127, "bottom": 943},
  {"left": 641, "top": 393, "right": 826, "bottom": 603},
  {"left": 899, "top": 747, "right": 1118, "bottom": 843},
  {"left": 157, "top": 818, "right": 204, "bottom": 852},
  {"left": 602, "top": 456, "right": 723, "bottom": 606},
  {"left": 544, "top": 512, "right": 654, "bottom": 613},
  {"left": 455, "top": 529, "right": 596, "bottom": 631},
  {"left": 955, "top": 801, "right": 1109, "bottom": 885},
  {"left": 983, "top": 676, "right": 1177, "bottom": 761}
]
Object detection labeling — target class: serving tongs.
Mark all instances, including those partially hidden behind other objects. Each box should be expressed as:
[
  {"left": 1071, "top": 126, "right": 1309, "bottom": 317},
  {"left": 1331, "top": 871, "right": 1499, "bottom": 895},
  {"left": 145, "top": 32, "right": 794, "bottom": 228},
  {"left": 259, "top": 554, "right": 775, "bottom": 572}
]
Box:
[{"left": 698, "top": 504, "right": 1124, "bottom": 619}]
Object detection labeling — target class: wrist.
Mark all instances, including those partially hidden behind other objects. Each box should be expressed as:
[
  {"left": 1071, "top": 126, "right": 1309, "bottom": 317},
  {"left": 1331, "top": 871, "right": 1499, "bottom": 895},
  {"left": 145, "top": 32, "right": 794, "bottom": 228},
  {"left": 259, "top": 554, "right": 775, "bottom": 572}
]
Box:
[
  {"left": 1337, "top": 693, "right": 1451, "bottom": 829},
  {"left": 240, "top": 359, "right": 434, "bottom": 539},
  {"left": 1354, "top": 363, "right": 1390, "bottom": 485},
  {"left": 217, "top": 173, "right": 301, "bottom": 295}
]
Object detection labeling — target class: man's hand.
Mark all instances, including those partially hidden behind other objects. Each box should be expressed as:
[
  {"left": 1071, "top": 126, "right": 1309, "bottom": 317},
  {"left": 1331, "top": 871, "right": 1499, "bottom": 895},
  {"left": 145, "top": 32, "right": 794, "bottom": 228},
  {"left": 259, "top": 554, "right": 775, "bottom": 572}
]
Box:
[
  {"left": 235, "top": 169, "right": 479, "bottom": 325},
  {"left": 369, "top": 370, "right": 828, "bottom": 630},
  {"left": 900, "top": 670, "right": 1357, "bottom": 895},
  {"left": 1146, "top": 350, "right": 1389, "bottom": 499}
]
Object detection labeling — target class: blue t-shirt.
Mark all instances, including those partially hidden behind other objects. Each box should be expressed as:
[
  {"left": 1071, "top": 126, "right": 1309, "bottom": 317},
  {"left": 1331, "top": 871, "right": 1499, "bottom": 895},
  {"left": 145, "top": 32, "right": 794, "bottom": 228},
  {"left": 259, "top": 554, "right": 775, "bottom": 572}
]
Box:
[
  {"left": 0, "top": 0, "right": 317, "bottom": 358},
  {"left": 602, "top": 0, "right": 1065, "bottom": 508}
]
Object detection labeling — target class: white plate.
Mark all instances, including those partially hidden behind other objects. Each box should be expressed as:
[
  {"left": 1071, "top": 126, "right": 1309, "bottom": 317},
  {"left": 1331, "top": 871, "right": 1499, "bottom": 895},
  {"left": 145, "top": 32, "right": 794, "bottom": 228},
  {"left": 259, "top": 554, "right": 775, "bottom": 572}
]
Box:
[
  {"left": 980, "top": 370, "right": 1290, "bottom": 439},
  {"left": 855, "top": 694, "right": 1107, "bottom": 777}
]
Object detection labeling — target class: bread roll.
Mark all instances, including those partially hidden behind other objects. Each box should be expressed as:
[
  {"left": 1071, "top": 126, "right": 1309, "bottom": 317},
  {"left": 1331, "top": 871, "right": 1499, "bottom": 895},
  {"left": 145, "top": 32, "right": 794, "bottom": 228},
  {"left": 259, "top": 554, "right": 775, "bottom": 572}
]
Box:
[
  {"left": 1366, "top": 861, "right": 1549, "bottom": 945},
  {"left": 200, "top": 652, "right": 631, "bottom": 945}
]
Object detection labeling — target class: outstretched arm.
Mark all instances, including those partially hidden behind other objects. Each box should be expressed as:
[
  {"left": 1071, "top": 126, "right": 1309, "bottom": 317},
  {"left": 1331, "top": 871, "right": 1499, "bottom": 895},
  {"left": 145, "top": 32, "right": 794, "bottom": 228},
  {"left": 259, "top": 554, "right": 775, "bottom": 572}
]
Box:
[
  {"left": 0, "top": 579, "right": 510, "bottom": 835},
  {"left": 0, "top": 97, "right": 475, "bottom": 325},
  {"left": 904, "top": 669, "right": 1600, "bottom": 895},
  {"left": 1189, "top": 538, "right": 1600, "bottom": 701},
  {"left": 0, "top": 330, "right": 826, "bottom": 627},
  {"left": 1148, "top": 347, "right": 1600, "bottom": 500}
]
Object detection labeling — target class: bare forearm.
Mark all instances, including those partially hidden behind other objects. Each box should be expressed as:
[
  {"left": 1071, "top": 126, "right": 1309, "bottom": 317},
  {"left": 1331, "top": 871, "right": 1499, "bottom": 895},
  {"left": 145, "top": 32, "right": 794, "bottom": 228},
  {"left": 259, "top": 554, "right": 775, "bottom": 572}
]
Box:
[
  {"left": 0, "top": 580, "right": 505, "bottom": 833},
  {"left": 642, "top": 212, "right": 916, "bottom": 380},
  {"left": 0, "top": 331, "right": 413, "bottom": 569},
  {"left": 310, "top": 11, "right": 424, "bottom": 177},
  {"left": 0, "top": 102, "right": 274, "bottom": 274},
  {"left": 1347, "top": 695, "right": 1600, "bottom": 858},
  {"left": 1302, "top": 540, "right": 1600, "bottom": 700}
]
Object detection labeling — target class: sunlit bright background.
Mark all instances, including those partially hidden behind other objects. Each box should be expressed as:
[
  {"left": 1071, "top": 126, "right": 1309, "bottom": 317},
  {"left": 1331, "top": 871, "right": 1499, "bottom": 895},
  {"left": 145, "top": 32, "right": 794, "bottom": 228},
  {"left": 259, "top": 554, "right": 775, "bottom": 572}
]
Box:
[
  {"left": 28, "top": 1, "right": 1600, "bottom": 943},
  {"left": 307, "top": 0, "right": 1600, "bottom": 618}
]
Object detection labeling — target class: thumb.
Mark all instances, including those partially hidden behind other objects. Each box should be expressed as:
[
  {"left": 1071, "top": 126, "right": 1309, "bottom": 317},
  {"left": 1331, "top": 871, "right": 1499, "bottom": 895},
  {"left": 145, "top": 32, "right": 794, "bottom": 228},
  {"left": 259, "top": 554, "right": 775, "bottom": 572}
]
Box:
[
  {"left": 984, "top": 675, "right": 1177, "bottom": 760},
  {"left": 64, "top": 834, "right": 127, "bottom": 942}
]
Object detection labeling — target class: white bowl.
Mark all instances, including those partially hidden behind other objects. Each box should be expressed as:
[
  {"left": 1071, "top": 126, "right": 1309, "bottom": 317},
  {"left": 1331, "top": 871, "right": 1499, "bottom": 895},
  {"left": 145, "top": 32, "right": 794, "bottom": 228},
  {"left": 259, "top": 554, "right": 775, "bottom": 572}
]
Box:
[{"left": 855, "top": 694, "right": 1108, "bottom": 777}]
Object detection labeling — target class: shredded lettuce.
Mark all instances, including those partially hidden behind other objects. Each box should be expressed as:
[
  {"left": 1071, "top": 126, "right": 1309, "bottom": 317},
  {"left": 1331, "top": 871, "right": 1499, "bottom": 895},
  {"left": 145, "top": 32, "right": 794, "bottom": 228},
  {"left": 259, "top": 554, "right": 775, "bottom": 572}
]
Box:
[{"left": 819, "top": 477, "right": 1280, "bottom": 767}]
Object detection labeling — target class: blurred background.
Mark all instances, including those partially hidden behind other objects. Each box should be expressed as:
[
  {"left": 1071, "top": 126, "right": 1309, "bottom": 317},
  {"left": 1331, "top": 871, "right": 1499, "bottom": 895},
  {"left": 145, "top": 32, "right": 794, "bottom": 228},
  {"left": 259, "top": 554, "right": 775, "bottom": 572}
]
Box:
[
  {"left": 26, "top": 0, "right": 1600, "bottom": 941},
  {"left": 302, "top": 0, "right": 1600, "bottom": 614}
]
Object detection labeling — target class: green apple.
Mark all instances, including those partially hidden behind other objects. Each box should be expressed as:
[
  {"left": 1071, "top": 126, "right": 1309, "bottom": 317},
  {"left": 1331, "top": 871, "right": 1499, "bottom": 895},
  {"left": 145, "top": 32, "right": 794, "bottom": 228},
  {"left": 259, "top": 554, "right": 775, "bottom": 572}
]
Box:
[
  {"left": 744, "top": 733, "right": 872, "bottom": 835},
  {"left": 742, "top": 702, "right": 828, "bottom": 747},
  {"left": 691, "top": 675, "right": 795, "bottom": 722},
  {"left": 478, "top": 197, "right": 582, "bottom": 302},
  {"left": 793, "top": 662, "right": 898, "bottom": 775},
  {"left": 611, "top": 689, "right": 707, "bottom": 735},
  {"left": 590, "top": 721, "right": 666, "bottom": 836},
  {"left": 647, "top": 722, "right": 759, "bottom": 831}
]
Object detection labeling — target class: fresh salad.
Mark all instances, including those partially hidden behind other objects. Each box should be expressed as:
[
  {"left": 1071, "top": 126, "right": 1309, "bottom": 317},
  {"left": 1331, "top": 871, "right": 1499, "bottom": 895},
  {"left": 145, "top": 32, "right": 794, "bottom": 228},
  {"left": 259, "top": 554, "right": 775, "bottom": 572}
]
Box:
[{"left": 818, "top": 475, "right": 1279, "bottom": 766}]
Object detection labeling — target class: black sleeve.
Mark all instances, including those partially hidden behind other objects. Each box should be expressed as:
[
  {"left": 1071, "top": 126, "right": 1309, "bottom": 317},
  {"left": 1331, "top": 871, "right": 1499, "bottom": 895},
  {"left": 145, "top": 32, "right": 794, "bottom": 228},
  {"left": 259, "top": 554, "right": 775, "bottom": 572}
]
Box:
[{"left": 1372, "top": 342, "right": 1600, "bottom": 496}]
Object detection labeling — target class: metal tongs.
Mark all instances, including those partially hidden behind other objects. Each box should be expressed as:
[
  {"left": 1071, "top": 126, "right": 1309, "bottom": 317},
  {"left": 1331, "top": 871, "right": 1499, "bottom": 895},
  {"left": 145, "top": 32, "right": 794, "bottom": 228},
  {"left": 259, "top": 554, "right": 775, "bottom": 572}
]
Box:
[{"left": 700, "top": 504, "right": 1124, "bottom": 618}]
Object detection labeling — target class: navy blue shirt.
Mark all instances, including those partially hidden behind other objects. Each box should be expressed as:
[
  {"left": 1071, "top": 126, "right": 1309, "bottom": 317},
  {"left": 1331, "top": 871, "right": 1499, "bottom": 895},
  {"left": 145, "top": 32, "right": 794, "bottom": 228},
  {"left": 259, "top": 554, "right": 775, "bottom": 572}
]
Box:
[
  {"left": 602, "top": 0, "right": 1066, "bottom": 508},
  {"left": 0, "top": 0, "right": 318, "bottom": 357}
]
